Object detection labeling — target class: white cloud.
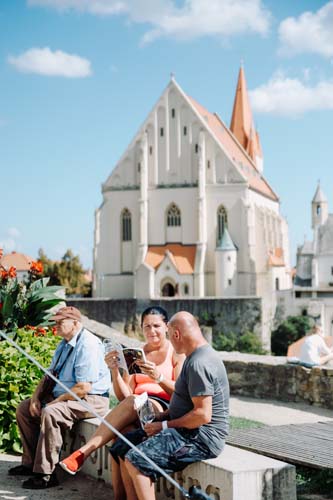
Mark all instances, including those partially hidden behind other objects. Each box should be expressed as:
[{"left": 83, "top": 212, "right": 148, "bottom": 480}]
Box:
[
  {"left": 8, "top": 47, "right": 92, "bottom": 78},
  {"left": 8, "top": 227, "right": 21, "bottom": 238},
  {"left": 278, "top": 2, "right": 333, "bottom": 58},
  {"left": 249, "top": 73, "right": 333, "bottom": 116},
  {"left": 0, "top": 238, "right": 17, "bottom": 253},
  {"left": 28, "top": 0, "right": 271, "bottom": 43},
  {"left": 0, "top": 228, "right": 21, "bottom": 253}
]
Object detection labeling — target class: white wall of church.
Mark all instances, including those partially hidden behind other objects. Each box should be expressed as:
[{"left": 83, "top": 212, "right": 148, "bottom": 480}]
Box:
[
  {"left": 148, "top": 187, "right": 198, "bottom": 244},
  {"left": 95, "top": 190, "right": 139, "bottom": 278},
  {"left": 318, "top": 256, "right": 333, "bottom": 286}
]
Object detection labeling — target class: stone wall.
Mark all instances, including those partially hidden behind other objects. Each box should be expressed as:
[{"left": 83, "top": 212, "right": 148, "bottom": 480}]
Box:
[
  {"left": 67, "top": 297, "right": 262, "bottom": 344},
  {"left": 220, "top": 352, "right": 333, "bottom": 409}
]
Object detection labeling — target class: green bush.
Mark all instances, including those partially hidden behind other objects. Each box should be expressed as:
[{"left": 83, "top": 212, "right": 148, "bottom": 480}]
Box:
[
  {"left": 214, "top": 331, "right": 267, "bottom": 354},
  {"left": 271, "top": 316, "right": 311, "bottom": 355},
  {"left": 0, "top": 327, "right": 60, "bottom": 453}
]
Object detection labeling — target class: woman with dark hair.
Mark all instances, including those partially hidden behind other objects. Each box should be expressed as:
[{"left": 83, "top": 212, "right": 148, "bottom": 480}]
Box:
[{"left": 60, "top": 306, "right": 185, "bottom": 498}]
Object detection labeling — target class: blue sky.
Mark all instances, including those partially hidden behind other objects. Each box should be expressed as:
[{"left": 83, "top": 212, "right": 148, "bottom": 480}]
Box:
[{"left": 1, "top": 0, "right": 333, "bottom": 269}]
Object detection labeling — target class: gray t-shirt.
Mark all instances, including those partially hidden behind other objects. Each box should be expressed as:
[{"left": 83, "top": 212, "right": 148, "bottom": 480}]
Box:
[{"left": 169, "top": 344, "right": 229, "bottom": 456}]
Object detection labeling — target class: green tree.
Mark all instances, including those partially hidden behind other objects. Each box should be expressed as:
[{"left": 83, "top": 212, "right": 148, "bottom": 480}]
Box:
[
  {"left": 271, "top": 316, "right": 311, "bottom": 356},
  {"left": 38, "top": 249, "right": 91, "bottom": 297}
]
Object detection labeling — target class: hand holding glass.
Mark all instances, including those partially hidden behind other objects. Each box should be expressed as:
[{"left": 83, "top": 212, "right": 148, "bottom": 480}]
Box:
[{"left": 139, "top": 400, "right": 155, "bottom": 428}]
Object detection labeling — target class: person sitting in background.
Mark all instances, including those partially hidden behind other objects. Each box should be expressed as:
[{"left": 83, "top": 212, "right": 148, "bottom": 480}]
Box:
[
  {"left": 8, "top": 306, "right": 111, "bottom": 489},
  {"left": 299, "top": 324, "right": 333, "bottom": 367},
  {"left": 60, "top": 305, "right": 185, "bottom": 500}
]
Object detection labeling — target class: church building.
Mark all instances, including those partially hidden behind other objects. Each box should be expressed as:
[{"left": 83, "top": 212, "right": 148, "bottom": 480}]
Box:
[
  {"left": 93, "top": 68, "right": 291, "bottom": 339},
  {"left": 287, "top": 184, "right": 333, "bottom": 335}
]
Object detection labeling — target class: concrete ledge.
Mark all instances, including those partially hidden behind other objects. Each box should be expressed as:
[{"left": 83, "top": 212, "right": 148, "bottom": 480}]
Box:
[
  {"left": 220, "top": 351, "right": 333, "bottom": 409},
  {"left": 62, "top": 418, "right": 296, "bottom": 500}
]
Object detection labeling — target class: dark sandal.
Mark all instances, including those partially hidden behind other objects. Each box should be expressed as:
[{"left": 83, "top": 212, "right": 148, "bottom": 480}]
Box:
[
  {"left": 8, "top": 464, "right": 33, "bottom": 476},
  {"left": 22, "top": 473, "right": 59, "bottom": 489}
]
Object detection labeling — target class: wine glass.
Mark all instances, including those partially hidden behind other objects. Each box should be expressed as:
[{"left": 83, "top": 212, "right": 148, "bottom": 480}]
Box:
[
  {"left": 138, "top": 400, "right": 155, "bottom": 429},
  {"left": 103, "top": 339, "right": 116, "bottom": 354}
]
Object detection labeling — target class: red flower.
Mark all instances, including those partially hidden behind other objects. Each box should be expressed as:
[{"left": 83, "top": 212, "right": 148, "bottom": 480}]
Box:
[
  {"left": 51, "top": 326, "right": 57, "bottom": 335},
  {"left": 36, "top": 326, "right": 46, "bottom": 336},
  {"left": 1, "top": 270, "right": 8, "bottom": 280},
  {"left": 8, "top": 266, "right": 17, "bottom": 278},
  {"left": 30, "top": 261, "right": 43, "bottom": 275},
  {"left": 0, "top": 303, "right": 3, "bottom": 311}
]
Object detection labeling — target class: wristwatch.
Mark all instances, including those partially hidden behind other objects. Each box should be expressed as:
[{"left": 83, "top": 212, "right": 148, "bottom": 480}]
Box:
[{"left": 155, "top": 372, "right": 164, "bottom": 383}]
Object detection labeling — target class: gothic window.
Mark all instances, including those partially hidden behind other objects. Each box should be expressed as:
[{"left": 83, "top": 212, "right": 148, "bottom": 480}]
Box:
[
  {"left": 167, "top": 203, "right": 181, "bottom": 227},
  {"left": 160, "top": 127, "right": 164, "bottom": 137},
  {"left": 171, "top": 108, "right": 175, "bottom": 118},
  {"left": 183, "top": 126, "right": 187, "bottom": 136},
  {"left": 121, "top": 208, "right": 132, "bottom": 241},
  {"left": 317, "top": 204, "right": 321, "bottom": 215},
  {"left": 275, "top": 277, "right": 280, "bottom": 291},
  {"left": 217, "top": 205, "right": 228, "bottom": 241},
  {"left": 195, "top": 143, "right": 199, "bottom": 153}
]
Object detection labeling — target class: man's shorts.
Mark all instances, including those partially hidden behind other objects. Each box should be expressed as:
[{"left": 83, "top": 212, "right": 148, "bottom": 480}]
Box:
[{"left": 109, "top": 427, "right": 216, "bottom": 482}]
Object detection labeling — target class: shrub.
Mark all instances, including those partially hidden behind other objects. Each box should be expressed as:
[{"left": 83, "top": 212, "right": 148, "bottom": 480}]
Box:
[
  {"left": 271, "top": 316, "right": 311, "bottom": 356},
  {"left": 237, "top": 331, "right": 267, "bottom": 355},
  {"left": 213, "top": 331, "right": 267, "bottom": 354},
  {"left": 0, "top": 327, "right": 60, "bottom": 453}
]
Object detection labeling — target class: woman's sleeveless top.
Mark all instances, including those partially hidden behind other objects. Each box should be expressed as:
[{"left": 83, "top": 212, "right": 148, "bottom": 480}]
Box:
[{"left": 134, "top": 341, "right": 174, "bottom": 401}]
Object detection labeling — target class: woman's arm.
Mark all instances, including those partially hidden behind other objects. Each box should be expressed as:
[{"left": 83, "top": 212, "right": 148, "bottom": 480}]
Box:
[{"left": 105, "top": 351, "right": 134, "bottom": 401}]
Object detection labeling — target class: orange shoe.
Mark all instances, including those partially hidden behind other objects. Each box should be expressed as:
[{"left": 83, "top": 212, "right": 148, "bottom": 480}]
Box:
[{"left": 59, "top": 450, "right": 85, "bottom": 475}]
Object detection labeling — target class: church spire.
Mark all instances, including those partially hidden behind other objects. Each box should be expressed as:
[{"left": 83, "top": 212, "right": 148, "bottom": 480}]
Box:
[{"left": 230, "top": 66, "right": 263, "bottom": 171}]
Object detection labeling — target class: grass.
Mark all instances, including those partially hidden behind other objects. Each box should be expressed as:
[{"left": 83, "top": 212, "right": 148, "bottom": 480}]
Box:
[{"left": 229, "top": 416, "right": 266, "bottom": 430}]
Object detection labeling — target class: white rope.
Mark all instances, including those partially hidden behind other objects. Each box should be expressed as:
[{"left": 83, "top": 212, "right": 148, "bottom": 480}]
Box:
[{"left": 0, "top": 330, "right": 191, "bottom": 499}]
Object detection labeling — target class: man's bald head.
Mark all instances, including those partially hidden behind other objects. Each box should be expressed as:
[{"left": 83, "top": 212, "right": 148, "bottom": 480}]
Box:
[{"left": 168, "top": 311, "right": 206, "bottom": 355}]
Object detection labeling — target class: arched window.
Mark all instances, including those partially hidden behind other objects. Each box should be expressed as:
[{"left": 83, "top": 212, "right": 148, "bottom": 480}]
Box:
[
  {"left": 275, "top": 277, "right": 280, "bottom": 291},
  {"left": 121, "top": 208, "right": 132, "bottom": 241},
  {"left": 167, "top": 203, "right": 181, "bottom": 227},
  {"left": 217, "top": 205, "right": 228, "bottom": 241}
]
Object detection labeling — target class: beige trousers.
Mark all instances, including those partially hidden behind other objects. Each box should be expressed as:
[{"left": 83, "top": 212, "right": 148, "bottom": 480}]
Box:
[{"left": 16, "top": 395, "right": 109, "bottom": 474}]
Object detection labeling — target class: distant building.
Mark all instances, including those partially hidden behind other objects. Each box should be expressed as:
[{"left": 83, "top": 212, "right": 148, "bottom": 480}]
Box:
[
  {"left": 0, "top": 251, "right": 33, "bottom": 282},
  {"left": 93, "top": 68, "right": 292, "bottom": 345},
  {"left": 282, "top": 184, "right": 333, "bottom": 335}
]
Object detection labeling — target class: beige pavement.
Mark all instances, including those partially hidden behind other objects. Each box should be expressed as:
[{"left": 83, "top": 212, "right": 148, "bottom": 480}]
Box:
[
  {"left": 0, "top": 454, "right": 113, "bottom": 500},
  {"left": 230, "top": 396, "right": 333, "bottom": 426}
]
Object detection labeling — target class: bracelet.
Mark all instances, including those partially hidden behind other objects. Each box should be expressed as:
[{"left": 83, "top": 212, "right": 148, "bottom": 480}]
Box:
[
  {"left": 162, "top": 420, "right": 168, "bottom": 431},
  {"left": 155, "top": 372, "right": 164, "bottom": 384}
]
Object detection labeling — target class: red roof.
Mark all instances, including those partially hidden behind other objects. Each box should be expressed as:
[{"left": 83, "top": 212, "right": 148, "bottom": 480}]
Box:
[
  {"left": 0, "top": 251, "right": 34, "bottom": 271},
  {"left": 145, "top": 244, "right": 196, "bottom": 274}
]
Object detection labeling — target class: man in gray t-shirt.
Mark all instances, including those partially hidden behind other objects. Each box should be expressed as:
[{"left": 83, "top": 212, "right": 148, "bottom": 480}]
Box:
[{"left": 119, "top": 311, "right": 229, "bottom": 500}]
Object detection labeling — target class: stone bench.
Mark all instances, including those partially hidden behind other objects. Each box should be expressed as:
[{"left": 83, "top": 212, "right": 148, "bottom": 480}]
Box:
[{"left": 62, "top": 418, "right": 296, "bottom": 500}]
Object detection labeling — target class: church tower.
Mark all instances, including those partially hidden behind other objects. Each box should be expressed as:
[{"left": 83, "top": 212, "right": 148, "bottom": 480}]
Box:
[
  {"left": 311, "top": 183, "right": 328, "bottom": 229},
  {"left": 230, "top": 66, "right": 263, "bottom": 172},
  {"left": 215, "top": 228, "right": 238, "bottom": 297}
]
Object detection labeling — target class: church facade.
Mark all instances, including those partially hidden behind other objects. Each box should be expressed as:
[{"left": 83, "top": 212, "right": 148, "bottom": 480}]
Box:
[
  {"left": 283, "top": 184, "right": 333, "bottom": 335},
  {"left": 93, "top": 68, "right": 291, "bottom": 342}
]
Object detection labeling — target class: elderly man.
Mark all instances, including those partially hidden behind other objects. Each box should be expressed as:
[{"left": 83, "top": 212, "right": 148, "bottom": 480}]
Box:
[
  {"left": 8, "top": 306, "right": 111, "bottom": 489},
  {"left": 110, "top": 311, "right": 229, "bottom": 500}
]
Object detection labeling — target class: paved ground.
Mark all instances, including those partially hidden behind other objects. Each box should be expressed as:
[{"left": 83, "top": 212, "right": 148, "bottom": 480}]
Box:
[
  {"left": 0, "top": 454, "right": 114, "bottom": 500},
  {"left": 2, "top": 397, "right": 332, "bottom": 499},
  {"left": 230, "top": 396, "right": 333, "bottom": 426}
]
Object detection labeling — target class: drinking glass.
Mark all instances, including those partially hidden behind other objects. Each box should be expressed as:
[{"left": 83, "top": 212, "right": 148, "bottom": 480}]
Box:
[
  {"left": 103, "top": 339, "right": 116, "bottom": 354},
  {"left": 138, "top": 400, "right": 155, "bottom": 428}
]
